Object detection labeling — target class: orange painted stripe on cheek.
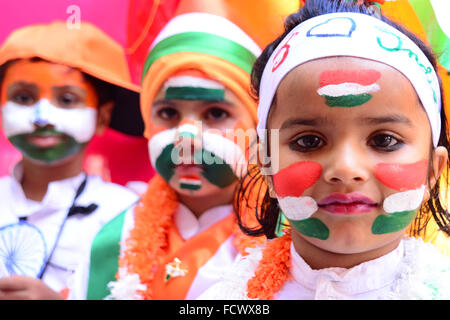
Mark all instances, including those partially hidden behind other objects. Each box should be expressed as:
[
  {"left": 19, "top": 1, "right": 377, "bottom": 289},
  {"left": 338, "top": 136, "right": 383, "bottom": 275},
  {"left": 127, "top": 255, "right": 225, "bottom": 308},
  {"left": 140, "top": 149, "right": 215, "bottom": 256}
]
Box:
[
  {"left": 273, "top": 161, "right": 322, "bottom": 198},
  {"left": 374, "top": 160, "right": 428, "bottom": 192}
]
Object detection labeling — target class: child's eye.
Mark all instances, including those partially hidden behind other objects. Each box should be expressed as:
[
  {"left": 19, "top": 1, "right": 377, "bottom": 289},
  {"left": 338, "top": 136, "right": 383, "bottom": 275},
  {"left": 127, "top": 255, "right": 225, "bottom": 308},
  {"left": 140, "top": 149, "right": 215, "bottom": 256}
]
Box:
[
  {"left": 204, "top": 107, "right": 229, "bottom": 121},
  {"left": 368, "top": 133, "right": 403, "bottom": 151},
  {"left": 157, "top": 107, "right": 179, "bottom": 121},
  {"left": 11, "top": 91, "right": 36, "bottom": 105},
  {"left": 290, "top": 134, "right": 325, "bottom": 152},
  {"left": 57, "top": 92, "right": 81, "bottom": 108}
]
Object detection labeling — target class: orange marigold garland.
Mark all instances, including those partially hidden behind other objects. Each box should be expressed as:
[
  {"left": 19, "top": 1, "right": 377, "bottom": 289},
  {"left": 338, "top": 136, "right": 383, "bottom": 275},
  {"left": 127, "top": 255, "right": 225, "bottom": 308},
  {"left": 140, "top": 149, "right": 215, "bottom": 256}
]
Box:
[
  {"left": 247, "top": 233, "right": 292, "bottom": 300},
  {"left": 118, "top": 175, "right": 179, "bottom": 300}
]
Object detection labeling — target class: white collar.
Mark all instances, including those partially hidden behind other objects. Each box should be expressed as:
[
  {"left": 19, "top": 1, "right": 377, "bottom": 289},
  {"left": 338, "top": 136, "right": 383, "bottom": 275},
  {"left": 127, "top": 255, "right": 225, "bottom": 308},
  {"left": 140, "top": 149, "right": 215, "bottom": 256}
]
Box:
[
  {"left": 8, "top": 162, "right": 86, "bottom": 217},
  {"left": 290, "top": 240, "right": 404, "bottom": 299},
  {"left": 174, "top": 202, "right": 232, "bottom": 240}
]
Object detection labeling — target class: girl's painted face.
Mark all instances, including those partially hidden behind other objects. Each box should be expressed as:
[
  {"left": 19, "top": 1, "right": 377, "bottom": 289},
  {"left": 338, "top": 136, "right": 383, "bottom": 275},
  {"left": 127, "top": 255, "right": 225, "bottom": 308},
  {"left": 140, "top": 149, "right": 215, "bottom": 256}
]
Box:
[
  {"left": 1, "top": 60, "right": 99, "bottom": 165},
  {"left": 267, "top": 57, "right": 446, "bottom": 254},
  {"left": 148, "top": 74, "right": 255, "bottom": 197}
]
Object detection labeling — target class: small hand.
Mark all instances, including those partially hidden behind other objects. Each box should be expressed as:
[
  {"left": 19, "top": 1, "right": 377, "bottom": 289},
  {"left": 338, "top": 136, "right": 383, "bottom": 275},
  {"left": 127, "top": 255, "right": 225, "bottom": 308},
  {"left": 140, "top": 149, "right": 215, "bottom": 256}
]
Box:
[{"left": 0, "top": 275, "right": 64, "bottom": 300}]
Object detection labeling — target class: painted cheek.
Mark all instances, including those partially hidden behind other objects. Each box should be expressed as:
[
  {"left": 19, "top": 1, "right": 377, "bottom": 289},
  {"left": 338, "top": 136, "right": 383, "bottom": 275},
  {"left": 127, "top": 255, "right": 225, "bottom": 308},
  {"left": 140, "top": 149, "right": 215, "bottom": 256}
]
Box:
[
  {"left": 374, "top": 160, "right": 428, "bottom": 192},
  {"left": 273, "top": 161, "right": 322, "bottom": 197}
]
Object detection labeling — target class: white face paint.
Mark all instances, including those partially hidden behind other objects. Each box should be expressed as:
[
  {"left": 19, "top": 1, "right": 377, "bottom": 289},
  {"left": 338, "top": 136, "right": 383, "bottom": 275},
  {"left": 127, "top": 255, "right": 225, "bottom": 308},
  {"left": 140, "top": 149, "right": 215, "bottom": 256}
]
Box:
[
  {"left": 1, "top": 99, "right": 97, "bottom": 143},
  {"left": 383, "top": 185, "right": 426, "bottom": 214},
  {"left": 277, "top": 196, "right": 318, "bottom": 221}
]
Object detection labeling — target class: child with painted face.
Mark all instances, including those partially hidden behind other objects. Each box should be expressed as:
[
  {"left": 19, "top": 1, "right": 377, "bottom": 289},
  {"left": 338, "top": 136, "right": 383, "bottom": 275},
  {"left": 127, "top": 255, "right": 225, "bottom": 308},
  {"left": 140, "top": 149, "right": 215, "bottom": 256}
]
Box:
[
  {"left": 0, "top": 22, "right": 140, "bottom": 299},
  {"left": 199, "top": 0, "right": 450, "bottom": 300},
  {"left": 71, "top": 12, "right": 266, "bottom": 300}
]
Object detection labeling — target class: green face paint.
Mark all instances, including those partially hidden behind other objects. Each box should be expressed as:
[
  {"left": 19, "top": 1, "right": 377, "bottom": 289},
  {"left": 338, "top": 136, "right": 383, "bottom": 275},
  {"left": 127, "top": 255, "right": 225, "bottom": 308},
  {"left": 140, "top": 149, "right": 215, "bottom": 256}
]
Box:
[
  {"left": 288, "top": 216, "right": 330, "bottom": 240},
  {"left": 154, "top": 143, "right": 177, "bottom": 182},
  {"left": 153, "top": 143, "right": 237, "bottom": 189},
  {"left": 371, "top": 210, "right": 416, "bottom": 235},
  {"left": 194, "top": 149, "right": 237, "bottom": 188},
  {"left": 8, "top": 129, "right": 86, "bottom": 164},
  {"left": 165, "top": 87, "right": 225, "bottom": 101},
  {"left": 322, "top": 93, "right": 372, "bottom": 107}
]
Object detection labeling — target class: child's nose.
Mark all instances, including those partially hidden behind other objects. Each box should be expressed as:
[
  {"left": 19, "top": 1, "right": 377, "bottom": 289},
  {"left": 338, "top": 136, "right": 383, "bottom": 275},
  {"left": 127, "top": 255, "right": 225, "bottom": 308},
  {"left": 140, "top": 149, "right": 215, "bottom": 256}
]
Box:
[
  {"left": 174, "top": 119, "right": 203, "bottom": 160},
  {"left": 33, "top": 99, "right": 54, "bottom": 128},
  {"left": 322, "top": 142, "right": 370, "bottom": 185}
]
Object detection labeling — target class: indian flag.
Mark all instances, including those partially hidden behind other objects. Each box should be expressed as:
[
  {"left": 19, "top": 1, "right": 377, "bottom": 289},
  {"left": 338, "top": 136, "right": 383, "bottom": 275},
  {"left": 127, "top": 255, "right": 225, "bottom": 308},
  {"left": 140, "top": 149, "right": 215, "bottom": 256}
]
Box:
[
  {"left": 273, "top": 161, "right": 322, "bottom": 221},
  {"left": 317, "top": 69, "right": 381, "bottom": 107},
  {"left": 179, "top": 175, "right": 202, "bottom": 191},
  {"left": 163, "top": 70, "right": 225, "bottom": 101}
]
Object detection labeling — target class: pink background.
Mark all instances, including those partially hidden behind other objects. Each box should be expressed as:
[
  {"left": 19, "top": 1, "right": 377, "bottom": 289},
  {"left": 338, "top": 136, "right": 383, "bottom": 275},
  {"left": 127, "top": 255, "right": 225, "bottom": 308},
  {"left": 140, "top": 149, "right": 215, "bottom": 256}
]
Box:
[{"left": 0, "top": 0, "right": 160, "bottom": 184}]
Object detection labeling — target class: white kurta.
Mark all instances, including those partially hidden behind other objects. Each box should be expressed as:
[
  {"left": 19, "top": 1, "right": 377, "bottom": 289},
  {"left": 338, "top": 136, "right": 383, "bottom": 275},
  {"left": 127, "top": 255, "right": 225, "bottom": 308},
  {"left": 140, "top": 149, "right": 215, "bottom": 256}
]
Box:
[
  {"left": 70, "top": 202, "right": 239, "bottom": 300},
  {"left": 198, "top": 236, "right": 450, "bottom": 300},
  {"left": 0, "top": 163, "right": 139, "bottom": 293}
]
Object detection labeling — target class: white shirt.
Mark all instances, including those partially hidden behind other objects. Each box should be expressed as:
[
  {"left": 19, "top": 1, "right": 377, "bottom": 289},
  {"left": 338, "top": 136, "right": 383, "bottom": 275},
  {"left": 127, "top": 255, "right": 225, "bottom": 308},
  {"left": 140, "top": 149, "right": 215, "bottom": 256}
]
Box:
[
  {"left": 70, "top": 201, "right": 238, "bottom": 299},
  {"left": 0, "top": 163, "right": 139, "bottom": 293},
  {"left": 198, "top": 237, "right": 450, "bottom": 300}
]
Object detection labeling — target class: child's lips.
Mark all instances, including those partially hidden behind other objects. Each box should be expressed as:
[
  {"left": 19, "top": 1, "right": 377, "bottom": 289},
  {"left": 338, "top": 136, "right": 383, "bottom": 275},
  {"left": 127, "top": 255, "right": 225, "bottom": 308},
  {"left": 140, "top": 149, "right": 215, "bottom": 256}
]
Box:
[
  {"left": 318, "top": 192, "right": 378, "bottom": 215},
  {"left": 26, "top": 134, "right": 63, "bottom": 148},
  {"left": 175, "top": 164, "right": 204, "bottom": 174}
]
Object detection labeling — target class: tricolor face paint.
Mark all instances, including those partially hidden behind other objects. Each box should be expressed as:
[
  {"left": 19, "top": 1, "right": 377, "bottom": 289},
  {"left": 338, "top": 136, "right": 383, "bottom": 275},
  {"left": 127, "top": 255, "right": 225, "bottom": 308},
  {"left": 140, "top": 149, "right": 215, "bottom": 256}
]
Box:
[
  {"left": 317, "top": 69, "right": 381, "bottom": 107},
  {"left": 272, "top": 161, "right": 329, "bottom": 240},
  {"left": 264, "top": 54, "right": 438, "bottom": 255},
  {"left": 148, "top": 69, "right": 255, "bottom": 196},
  {"left": 0, "top": 60, "right": 99, "bottom": 164},
  {"left": 372, "top": 160, "right": 428, "bottom": 235},
  {"left": 163, "top": 70, "right": 226, "bottom": 102},
  {"left": 148, "top": 120, "right": 248, "bottom": 195}
]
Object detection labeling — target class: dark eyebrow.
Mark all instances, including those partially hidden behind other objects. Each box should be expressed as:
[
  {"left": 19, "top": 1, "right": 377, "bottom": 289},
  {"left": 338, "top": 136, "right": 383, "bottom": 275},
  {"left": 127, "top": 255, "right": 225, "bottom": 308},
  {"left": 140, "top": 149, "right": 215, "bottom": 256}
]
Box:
[
  {"left": 6, "top": 81, "right": 39, "bottom": 96},
  {"left": 280, "top": 117, "right": 326, "bottom": 130},
  {"left": 52, "top": 85, "right": 86, "bottom": 96},
  {"left": 359, "top": 114, "right": 413, "bottom": 126},
  {"left": 153, "top": 99, "right": 176, "bottom": 107}
]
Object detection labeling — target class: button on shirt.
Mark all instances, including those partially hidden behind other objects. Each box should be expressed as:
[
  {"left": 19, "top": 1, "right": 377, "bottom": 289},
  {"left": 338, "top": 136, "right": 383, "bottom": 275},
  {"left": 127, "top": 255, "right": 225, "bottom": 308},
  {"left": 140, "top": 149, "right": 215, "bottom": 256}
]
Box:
[{"left": 0, "top": 163, "right": 139, "bottom": 292}]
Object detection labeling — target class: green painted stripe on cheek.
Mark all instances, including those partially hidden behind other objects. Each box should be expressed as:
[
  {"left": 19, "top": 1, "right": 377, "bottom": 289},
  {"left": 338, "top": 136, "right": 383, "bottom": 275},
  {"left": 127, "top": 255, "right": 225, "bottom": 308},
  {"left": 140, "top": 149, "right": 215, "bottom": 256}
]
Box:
[
  {"left": 371, "top": 210, "right": 416, "bottom": 235},
  {"left": 166, "top": 87, "right": 225, "bottom": 101},
  {"left": 323, "top": 94, "right": 372, "bottom": 107},
  {"left": 155, "top": 144, "right": 176, "bottom": 182},
  {"left": 194, "top": 150, "right": 237, "bottom": 188},
  {"left": 289, "top": 217, "right": 330, "bottom": 240}
]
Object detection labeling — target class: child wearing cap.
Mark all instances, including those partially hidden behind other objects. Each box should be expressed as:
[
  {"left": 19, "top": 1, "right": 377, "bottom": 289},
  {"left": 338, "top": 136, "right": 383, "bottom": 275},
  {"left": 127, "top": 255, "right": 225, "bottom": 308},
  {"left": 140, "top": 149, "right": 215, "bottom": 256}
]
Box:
[{"left": 0, "top": 21, "right": 141, "bottom": 299}]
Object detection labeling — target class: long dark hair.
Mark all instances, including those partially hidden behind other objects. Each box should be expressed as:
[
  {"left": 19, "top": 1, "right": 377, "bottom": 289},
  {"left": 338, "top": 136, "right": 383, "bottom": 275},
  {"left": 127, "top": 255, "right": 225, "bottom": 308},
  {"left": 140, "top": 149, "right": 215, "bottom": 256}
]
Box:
[{"left": 235, "top": 0, "right": 450, "bottom": 239}]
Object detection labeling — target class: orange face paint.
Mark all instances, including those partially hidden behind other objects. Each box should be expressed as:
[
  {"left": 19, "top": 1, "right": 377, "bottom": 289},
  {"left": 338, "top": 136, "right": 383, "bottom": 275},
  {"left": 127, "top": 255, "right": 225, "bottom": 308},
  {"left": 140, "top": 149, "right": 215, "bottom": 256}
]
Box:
[{"left": 1, "top": 60, "right": 98, "bottom": 108}]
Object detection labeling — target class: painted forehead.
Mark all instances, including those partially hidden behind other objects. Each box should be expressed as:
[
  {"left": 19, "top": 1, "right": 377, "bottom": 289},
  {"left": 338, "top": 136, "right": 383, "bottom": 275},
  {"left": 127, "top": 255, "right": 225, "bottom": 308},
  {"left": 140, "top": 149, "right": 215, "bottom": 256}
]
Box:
[
  {"left": 3, "top": 60, "right": 88, "bottom": 86},
  {"left": 159, "top": 69, "right": 226, "bottom": 102},
  {"left": 1, "top": 59, "right": 98, "bottom": 105}
]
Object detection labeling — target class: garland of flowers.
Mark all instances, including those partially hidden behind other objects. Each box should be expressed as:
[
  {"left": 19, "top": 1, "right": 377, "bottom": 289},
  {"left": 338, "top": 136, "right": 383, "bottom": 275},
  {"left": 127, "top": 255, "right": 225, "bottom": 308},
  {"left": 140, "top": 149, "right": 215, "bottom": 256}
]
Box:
[
  {"left": 117, "top": 173, "right": 267, "bottom": 299},
  {"left": 118, "top": 175, "right": 179, "bottom": 300},
  {"left": 232, "top": 223, "right": 266, "bottom": 256},
  {"left": 246, "top": 232, "right": 292, "bottom": 300}
]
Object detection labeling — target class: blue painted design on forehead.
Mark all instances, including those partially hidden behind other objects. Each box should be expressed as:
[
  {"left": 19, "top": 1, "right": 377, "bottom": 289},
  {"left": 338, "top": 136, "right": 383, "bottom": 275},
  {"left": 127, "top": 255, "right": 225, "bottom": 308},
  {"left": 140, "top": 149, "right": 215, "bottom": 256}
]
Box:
[{"left": 307, "top": 17, "right": 356, "bottom": 38}]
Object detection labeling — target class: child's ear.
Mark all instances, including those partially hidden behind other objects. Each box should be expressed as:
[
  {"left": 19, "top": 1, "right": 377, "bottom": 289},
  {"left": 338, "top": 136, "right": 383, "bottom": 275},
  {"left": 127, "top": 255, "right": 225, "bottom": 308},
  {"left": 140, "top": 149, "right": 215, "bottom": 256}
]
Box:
[
  {"left": 95, "top": 101, "right": 114, "bottom": 135},
  {"left": 425, "top": 146, "right": 448, "bottom": 201}
]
